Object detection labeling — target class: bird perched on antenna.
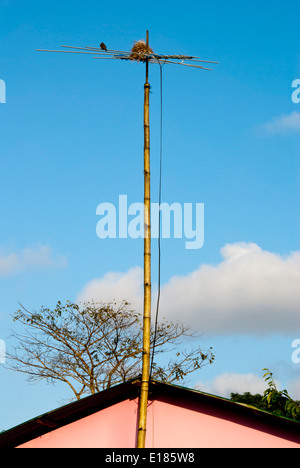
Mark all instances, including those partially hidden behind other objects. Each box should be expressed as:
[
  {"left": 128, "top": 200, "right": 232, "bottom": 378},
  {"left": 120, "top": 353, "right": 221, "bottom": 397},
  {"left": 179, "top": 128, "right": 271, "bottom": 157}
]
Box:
[{"left": 100, "top": 42, "right": 107, "bottom": 51}]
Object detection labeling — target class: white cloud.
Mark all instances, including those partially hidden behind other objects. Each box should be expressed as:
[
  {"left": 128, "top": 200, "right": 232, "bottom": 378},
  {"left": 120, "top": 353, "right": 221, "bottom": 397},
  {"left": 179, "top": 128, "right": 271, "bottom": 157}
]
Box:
[
  {"left": 196, "top": 372, "right": 271, "bottom": 398},
  {"left": 197, "top": 372, "right": 300, "bottom": 400},
  {"left": 77, "top": 266, "right": 143, "bottom": 310},
  {"left": 259, "top": 111, "right": 300, "bottom": 135},
  {"left": 77, "top": 242, "right": 300, "bottom": 335},
  {"left": 0, "top": 245, "right": 68, "bottom": 277},
  {"left": 160, "top": 242, "right": 300, "bottom": 334}
]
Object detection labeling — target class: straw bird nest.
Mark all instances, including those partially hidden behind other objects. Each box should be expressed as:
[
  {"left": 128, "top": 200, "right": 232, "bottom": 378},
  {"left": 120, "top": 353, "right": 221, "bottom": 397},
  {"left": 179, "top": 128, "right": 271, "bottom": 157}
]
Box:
[{"left": 129, "top": 40, "right": 154, "bottom": 62}]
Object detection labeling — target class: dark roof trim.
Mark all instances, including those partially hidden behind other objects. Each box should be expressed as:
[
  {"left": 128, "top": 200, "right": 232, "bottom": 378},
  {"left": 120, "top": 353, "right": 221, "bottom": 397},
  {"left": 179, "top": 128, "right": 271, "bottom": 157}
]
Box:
[
  {"left": 0, "top": 377, "right": 141, "bottom": 448},
  {"left": 0, "top": 377, "right": 299, "bottom": 448}
]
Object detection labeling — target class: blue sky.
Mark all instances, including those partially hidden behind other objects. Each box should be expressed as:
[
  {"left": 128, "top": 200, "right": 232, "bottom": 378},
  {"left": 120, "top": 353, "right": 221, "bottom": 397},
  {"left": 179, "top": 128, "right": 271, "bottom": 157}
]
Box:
[{"left": 0, "top": 0, "right": 300, "bottom": 430}]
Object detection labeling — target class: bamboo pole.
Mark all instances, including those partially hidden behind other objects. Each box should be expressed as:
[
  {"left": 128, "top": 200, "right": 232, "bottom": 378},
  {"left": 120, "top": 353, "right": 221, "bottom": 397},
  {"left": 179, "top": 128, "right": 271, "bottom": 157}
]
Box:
[{"left": 137, "top": 30, "right": 151, "bottom": 449}]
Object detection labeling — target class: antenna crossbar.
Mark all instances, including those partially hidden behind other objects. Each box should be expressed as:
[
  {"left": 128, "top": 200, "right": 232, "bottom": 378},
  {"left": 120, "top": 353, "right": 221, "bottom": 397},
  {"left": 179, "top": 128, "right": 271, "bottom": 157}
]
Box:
[{"left": 37, "top": 43, "right": 218, "bottom": 68}]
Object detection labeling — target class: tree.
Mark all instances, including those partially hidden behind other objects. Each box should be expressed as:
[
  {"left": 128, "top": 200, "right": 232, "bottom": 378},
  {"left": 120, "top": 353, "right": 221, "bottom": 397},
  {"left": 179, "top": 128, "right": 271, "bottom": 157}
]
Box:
[
  {"left": 261, "top": 368, "right": 300, "bottom": 421},
  {"left": 231, "top": 368, "right": 300, "bottom": 421},
  {"left": 230, "top": 392, "right": 267, "bottom": 411},
  {"left": 4, "top": 300, "right": 214, "bottom": 400}
]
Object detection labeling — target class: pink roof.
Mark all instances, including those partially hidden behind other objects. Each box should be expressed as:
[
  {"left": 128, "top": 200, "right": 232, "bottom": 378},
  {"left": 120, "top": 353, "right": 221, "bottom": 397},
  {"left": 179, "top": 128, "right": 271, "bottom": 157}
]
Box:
[{"left": 1, "top": 378, "right": 299, "bottom": 448}]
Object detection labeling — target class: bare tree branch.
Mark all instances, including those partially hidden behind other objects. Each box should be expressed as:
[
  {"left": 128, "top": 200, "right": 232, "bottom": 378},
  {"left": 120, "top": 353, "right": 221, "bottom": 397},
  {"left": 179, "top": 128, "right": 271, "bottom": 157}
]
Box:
[{"left": 3, "top": 300, "right": 215, "bottom": 399}]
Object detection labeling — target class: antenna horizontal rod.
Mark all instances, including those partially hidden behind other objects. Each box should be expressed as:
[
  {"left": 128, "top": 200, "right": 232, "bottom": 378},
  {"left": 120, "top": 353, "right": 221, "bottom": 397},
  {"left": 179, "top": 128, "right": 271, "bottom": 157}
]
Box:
[
  {"left": 93, "top": 56, "right": 126, "bottom": 59},
  {"left": 62, "top": 45, "right": 217, "bottom": 63},
  {"left": 185, "top": 58, "right": 219, "bottom": 64},
  {"left": 84, "top": 46, "right": 133, "bottom": 54},
  {"left": 61, "top": 45, "right": 134, "bottom": 59},
  {"left": 36, "top": 46, "right": 218, "bottom": 71},
  {"left": 93, "top": 56, "right": 136, "bottom": 61},
  {"left": 62, "top": 45, "right": 132, "bottom": 55},
  {"left": 93, "top": 55, "right": 216, "bottom": 68},
  {"left": 85, "top": 47, "right": 200, "bottom": 61},
  {"left": 92, "top": 57, "right": 124, "bottom": 61},
  {"left": 38, "top": 45, "right": 218, "bottom": 68},
  {"left": 62, "top": 45, "right": 117, "bottom": 54},
  {"left": 153, "top": 56, "right": 218, "bottom": 64},
  {"left": 156, "top": 60, "right": 213, "bottom": 70},
  {"left": 36, "top": 49, "right": 114, "bottom": 56},
  {"left": 36, "top": 50, "right": 216, "bottom": 69}
]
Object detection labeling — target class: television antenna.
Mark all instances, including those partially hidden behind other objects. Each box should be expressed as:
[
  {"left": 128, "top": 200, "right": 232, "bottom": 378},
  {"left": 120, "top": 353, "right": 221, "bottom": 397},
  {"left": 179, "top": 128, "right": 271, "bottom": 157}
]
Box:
[{"left": 37, "top": 31, "right": 218, "bottom": 448}]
